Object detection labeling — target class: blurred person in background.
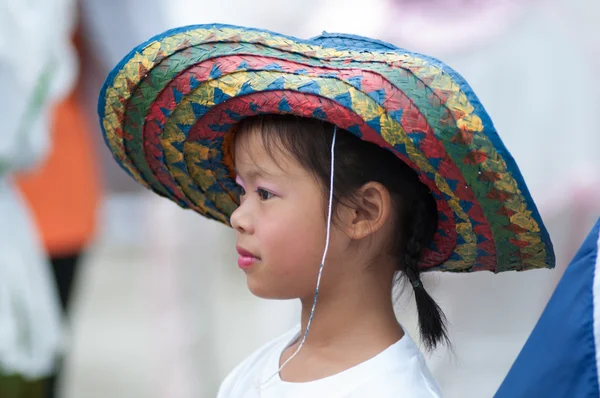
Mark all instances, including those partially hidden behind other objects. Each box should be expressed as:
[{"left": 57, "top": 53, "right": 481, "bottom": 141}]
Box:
[
  {"left": 0, "top": 0, "right": 78, "bottom": 397},
  {"left": 496, "top": 217, "right": 600, "bottom": 397},
  {"left": 15, "top": 25, "right": 102, "bottom": 398}
]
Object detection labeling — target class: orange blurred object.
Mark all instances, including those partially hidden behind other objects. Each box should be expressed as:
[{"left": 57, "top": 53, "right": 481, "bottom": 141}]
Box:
[{"left": 16, "top": 92, "right": 101, "bottom": 257}]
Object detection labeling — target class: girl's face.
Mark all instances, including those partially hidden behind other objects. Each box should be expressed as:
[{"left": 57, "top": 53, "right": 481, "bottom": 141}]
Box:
[{"left": 231, "top": 128, "right": 345, "bottom": 299}]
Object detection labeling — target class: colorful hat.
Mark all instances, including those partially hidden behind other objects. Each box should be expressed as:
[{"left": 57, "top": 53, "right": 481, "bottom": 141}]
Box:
[{"left": 98, "top": 24, "right": 555, "bottom": 273}]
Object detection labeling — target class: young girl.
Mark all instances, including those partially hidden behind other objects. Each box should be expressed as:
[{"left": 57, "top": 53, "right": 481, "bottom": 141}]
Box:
[
  {"left": 221, "top": 115, "right": 443, "bottom": 396},
  {"left": 98, "top": 24, "right": 555, "bottom": 397}
]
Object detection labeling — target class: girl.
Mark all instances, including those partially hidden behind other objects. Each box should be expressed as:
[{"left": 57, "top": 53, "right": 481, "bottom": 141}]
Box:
[
  {"left": 98, "top": 24, "right": 555, "bottom": 397},
  {"left": 222, "top": 115, "right": 443, "bottom": 396}
]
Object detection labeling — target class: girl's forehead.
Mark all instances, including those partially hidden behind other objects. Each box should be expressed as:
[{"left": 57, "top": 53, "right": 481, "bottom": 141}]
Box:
[{"left": 234, "top": 129, "right": 299, "bottom": 178}]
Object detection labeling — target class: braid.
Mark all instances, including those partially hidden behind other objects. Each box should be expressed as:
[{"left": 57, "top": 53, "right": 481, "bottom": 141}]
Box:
[{"left": 403, "top": 194, "right": 449, "bottom": 351}]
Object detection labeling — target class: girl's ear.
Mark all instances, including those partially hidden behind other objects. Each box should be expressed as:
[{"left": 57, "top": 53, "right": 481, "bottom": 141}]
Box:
[{"left": 341, "top": 182, "right": 393, "bottom": 240}]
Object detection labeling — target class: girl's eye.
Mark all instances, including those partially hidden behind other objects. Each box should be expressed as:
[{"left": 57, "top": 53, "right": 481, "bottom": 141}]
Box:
[
  {"left": 257, "top": 188, "right": 274, "bottom": 201},
  {"left": 238, "top": 186, "right": 246, "bottom": 196}
]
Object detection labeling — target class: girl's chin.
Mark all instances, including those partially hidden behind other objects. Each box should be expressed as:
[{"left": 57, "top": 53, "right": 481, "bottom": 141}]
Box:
[{"left": 245, "top": 277, "right": 300, "bottom": 300}]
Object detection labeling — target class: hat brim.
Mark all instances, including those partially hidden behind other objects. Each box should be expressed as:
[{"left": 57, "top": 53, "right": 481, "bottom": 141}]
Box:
[{"left": 99, "top": 24, "right": 555, "bottom": 273}]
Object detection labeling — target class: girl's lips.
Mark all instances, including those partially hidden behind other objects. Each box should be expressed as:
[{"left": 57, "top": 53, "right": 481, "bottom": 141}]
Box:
[
  {"left": 237, "top": 255, "right": 257, "bottom": 269},
  {"left": 236, "top": 246, "right": 259, "bottom": 269},
  {"left": 236, "top": 246, "right": 256, "bottom": 258}
]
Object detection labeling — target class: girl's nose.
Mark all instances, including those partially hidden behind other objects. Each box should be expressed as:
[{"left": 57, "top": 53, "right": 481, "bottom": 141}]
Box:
[{"left": 230, "top": 202, "right": 253, "bottom": 234}]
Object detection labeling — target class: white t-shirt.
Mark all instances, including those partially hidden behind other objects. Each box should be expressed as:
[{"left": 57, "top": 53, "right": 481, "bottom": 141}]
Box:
[{"left": 217, "top": 326, "right": 442, "bottom": 397}]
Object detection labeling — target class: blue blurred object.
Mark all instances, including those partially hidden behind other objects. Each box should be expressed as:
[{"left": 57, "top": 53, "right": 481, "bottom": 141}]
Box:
[{"left": 496, "top": 218, "right": 600, "bottom": 398}]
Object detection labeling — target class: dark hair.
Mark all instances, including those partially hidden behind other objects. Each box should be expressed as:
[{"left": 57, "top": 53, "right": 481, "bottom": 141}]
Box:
[{"left": 236, "top": 114, "right": 449, "bottom": 350}]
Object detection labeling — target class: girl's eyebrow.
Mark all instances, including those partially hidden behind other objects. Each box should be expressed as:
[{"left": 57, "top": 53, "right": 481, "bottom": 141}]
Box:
[
  {"left": 235, "top": 166, "right": 281, "bottom": 181},
  {"left": 235, "top": 168, "right": 267, "bottom": 183}
]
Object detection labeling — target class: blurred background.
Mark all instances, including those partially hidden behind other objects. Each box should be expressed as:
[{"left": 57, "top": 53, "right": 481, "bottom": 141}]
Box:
[{"left": 1, "top": 0, "right": 599, "bottom": 397}]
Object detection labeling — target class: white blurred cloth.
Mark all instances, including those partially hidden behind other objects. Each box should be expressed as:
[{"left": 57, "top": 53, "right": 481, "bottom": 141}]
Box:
[{"left": 0, "top": 0, "right": 77, "bottom": 378}]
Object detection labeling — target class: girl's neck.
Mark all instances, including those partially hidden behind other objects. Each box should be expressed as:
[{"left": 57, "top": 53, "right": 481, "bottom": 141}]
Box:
[
  {"left": 296, "top": 272, "right": 403, "bottom": 350},
  {"left": 278, "top": 257, "right": 403, "bottom": 382}
]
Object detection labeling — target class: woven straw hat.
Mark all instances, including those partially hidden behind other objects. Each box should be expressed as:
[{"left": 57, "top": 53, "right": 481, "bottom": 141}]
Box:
[{"left": 98, "top": 24, "right": 554, "bottom": 273}]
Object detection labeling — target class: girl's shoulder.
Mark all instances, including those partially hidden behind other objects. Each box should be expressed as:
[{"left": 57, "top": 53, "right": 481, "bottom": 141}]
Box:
[
  {"left": 217, "top": 326, "right": 300, "bottom": 397},
  {"left": 343, "top": 332, "right": 443, "bottom": 397}
]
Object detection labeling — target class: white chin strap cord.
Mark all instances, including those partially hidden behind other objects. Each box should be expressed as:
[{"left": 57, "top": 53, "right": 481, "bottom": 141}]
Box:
[{"left": 261, "top": 126, "right": 337, "bottom": 387}]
